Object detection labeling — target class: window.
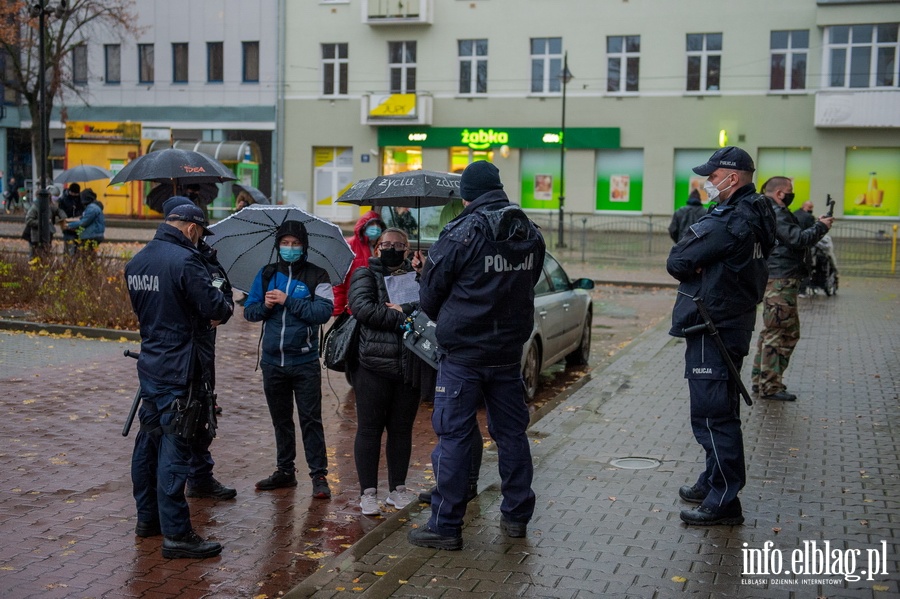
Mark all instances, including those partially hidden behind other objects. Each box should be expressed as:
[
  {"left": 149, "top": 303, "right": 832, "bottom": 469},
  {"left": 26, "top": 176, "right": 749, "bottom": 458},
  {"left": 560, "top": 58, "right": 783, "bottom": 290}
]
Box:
[
  {"left": 686, "top": 33, "right": 721, "bottom": 91},
  {"left": 207, "top": 42, "right": 223, "bottom": 83},
  {"left": 388, "top": 41, "right": 416, "bottom": 93},
  {"left": 826, "top": 24, "right": 900, "bottom": 88},
  {"left": 3, "top": 53, "right": 17, "bottom": 103},
  {"left": 172, "top": 43, "right": 188, "bottom": 83},
  {"left": 104, "top": 44, "right": 120, "bottom": 84},
  {"left": 770, "top": 30, "right": 808, "bottom": 90},
  {"left": 531, "top": 37, "right": 562, "bottom": 93},
  {"left": 322, "top": 43, "right": 348, "bottom": 95},
  {"left": 243, "top": 41, "right": 259, "bottom": 83},
  {"left": 607, "top": 35, "right": 640, "bottom": 92},
  {"left": 72, "top": 44, "right": 87, "bottom": 86},
  {"left": 458, "top": 39, "right": 488, "bottom": 94},
  {"left": 138, "top": 44, "right": 154, "bottom": 84}
]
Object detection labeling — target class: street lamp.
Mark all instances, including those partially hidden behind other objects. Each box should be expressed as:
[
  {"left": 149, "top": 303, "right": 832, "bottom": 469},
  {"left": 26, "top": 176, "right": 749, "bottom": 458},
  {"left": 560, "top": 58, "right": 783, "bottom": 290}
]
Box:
[
  {"left": 557, "top": 52, "right": 573, "bottom": 249},
  {"left": 28, "top": 1, "right": 68, "bottom": 249}
]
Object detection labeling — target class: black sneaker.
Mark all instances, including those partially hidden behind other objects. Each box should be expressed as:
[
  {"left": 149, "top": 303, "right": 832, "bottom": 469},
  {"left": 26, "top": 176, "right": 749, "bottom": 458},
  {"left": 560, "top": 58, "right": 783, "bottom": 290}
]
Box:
[
  {"left": 135, "top": 520, "right": 161, "bottom": 537},
  {"left": 417, "top": 485, "right": 478, "bottom": 505},
  {"left": 161, "top": 530, "right": 222, "bottom": 559},
  {"left": 186, "top": 477, "right": 237, "bottom": 500},
  {"left": 407, "top": 525, "right": 463, "bottom": 550},
  {"left": 500, "top": 517, "right": 527, "bottom": 538},
  {"left": 256, "top": 470, "right": 297, "bottom": 491},
  {"left": 762, "top": 390, "right": 797, "bottom": 402},
  {"left": 312, "top": 475, "right": 331, "bottom": 499},
  {"left": 678, "top": 484, "right": 707, "bottom": 504},
  {"left": 680, "top": 500, "right": 744, "bottom": 526}
]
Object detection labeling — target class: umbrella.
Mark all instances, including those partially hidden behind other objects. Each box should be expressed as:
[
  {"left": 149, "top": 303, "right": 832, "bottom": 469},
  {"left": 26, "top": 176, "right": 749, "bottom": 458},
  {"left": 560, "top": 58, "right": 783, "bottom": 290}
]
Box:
[
  {"left": 232, "top": 183, "right": 270, "bottom": 205},
  {"left": 109, "top": 148, "right": 237, "bottom": 196},
  {"left": 335, "top": 177, "right": 375, "bottom": 204},
  {"left": 145, "top": 182, "right": 219, "bottom": 213},
  {"left": 54, "top": 165, "right": 112, "bottom": 184},
  {"left": 337, "top": 170, "right": 460, "bottom": 208},
  {"left": 206, "top": 204, "right": 354, "bottom": 292}
]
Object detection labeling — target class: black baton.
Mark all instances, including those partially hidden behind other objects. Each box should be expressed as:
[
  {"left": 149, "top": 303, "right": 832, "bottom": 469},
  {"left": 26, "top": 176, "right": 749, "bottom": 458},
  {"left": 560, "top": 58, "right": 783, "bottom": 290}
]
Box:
[
  {"left": 683, "top": 296, "right": 753, "bottom": 406},
  {"left": 122, "top": 350, "right": 141, "bottom": 436}
]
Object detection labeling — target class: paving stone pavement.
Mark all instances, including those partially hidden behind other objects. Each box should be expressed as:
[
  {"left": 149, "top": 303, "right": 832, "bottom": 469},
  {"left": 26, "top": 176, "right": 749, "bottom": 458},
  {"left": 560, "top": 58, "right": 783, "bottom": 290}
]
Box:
[{"left": 288, "top": 276, "right": 900, "bottom": 599}]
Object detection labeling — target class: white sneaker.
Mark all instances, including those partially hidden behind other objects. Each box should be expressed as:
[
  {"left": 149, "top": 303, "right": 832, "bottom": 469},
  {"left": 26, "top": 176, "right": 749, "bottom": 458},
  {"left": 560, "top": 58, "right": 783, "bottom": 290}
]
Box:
[
  {"left": 359, "top": 488, "right": 380, "bottom": 515},
  {"left": 386, "top": 485, "right": 415, "bottom": 509}
]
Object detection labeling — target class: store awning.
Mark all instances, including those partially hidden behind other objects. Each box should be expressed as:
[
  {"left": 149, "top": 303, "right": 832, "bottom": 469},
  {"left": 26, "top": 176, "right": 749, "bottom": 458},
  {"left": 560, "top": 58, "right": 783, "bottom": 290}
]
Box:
[{"left": 147, "top": 139, "right": 260, "bottom": 163}]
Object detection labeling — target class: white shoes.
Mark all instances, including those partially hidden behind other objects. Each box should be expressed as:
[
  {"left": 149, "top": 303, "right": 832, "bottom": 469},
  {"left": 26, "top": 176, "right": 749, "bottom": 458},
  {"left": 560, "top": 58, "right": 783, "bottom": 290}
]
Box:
[
  {"left": 359, "top": 488, "right": 380, "bottom": 515},
  {"left": 386, "top": 485, "right": 416, "bottom": 509}
]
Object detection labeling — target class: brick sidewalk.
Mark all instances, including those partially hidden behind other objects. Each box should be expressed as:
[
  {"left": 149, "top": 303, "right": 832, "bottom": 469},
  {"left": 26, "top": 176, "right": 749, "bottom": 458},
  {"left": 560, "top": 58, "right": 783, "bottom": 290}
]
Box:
[{"left": 289, "top": 276, "right": 900, "bottom": 598}]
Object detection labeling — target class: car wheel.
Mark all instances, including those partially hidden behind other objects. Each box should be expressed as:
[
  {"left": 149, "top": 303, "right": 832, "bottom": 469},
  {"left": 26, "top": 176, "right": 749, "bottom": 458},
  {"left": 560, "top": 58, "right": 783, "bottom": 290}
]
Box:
[
  {"left": 522, "top": 340, "right": 540, "bottom": 402},
  {"left": 565, "top": 312, "right": 592, "bottom": 366}
]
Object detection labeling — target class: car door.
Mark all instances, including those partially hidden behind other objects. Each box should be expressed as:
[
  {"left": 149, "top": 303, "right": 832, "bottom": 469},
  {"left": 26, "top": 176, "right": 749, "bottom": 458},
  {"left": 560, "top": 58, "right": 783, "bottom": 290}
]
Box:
[
  {"left": 542, "top": 253, "right": 582, "bottom": 361},
  {"left": 533, "top": 253, "right": 571, "bottom": 365}
]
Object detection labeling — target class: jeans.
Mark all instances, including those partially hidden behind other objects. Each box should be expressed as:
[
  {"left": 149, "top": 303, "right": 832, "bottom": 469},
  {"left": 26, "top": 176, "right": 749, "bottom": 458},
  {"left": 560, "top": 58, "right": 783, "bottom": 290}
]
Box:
[{"left": 261, "top": 360, "right": 328, "bottom": 478}]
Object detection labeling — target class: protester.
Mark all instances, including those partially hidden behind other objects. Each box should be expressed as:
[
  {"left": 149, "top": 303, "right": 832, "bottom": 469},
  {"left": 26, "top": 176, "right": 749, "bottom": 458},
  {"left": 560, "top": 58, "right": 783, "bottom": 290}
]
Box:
[
  {"left": 59, "top": 183, "right": 84, "bottom": 256},
  {"left": 3, "top": 176, "right": 19, "bottom": 214},
  {"left": 65, "top": 189, "right": 105, "bottom": 255},
  {"left": 666, "top": 146, "right": 776, "bottom": 526},
  {"left": 392, "top": 207, "right": 418, "bottom": 238},
  {"left": 668, "top": 188, "right": 707, "bottom": 242},
  {"left": 751, "top": 177, "right": 832, "bottom": 402},
  {"left": 161, "top": 196, "right": 236, "bottom": 500},
  {"left": 332, "top": 210, "right": 386, "bottom": 317},
  {"left": 125, "top": 203, "right": 233, "bottom": 559},
  {"left": 243, "top": 220, "right": 334, "bottom": 499},
  {"left": 23, "top": 185, "right": 67, "bottom": 258},
  {"left": 793, "top": 200, "right": 816, "bottom": 230},
  {"left": 234, "top": 190, "right": 254, "bottom": 212},
  {"left": 408, "top": 161, "right": 545, "bottom": 550}
]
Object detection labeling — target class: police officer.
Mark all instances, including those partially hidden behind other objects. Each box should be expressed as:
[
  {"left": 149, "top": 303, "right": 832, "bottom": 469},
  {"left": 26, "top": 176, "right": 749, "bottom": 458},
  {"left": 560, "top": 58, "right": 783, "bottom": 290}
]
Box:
[
  {"left": 667, "top": 147, "right": 775, "bottom": 526},
  {"left": 125, "top": 203, "right": 233, "bottom": 558},
  {"left": 408, "top": 161, "right": 545, "bottom": 550}
]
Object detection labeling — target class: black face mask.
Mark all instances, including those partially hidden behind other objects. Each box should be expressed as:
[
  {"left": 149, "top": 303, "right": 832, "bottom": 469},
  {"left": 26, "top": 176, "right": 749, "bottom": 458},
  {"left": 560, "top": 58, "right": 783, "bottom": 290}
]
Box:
[
  {"left": 380, "top": 248, "right": 406, "bottom": 269},
  {"left": 782, "top": 192, "right": 795, "bottom": 207}
]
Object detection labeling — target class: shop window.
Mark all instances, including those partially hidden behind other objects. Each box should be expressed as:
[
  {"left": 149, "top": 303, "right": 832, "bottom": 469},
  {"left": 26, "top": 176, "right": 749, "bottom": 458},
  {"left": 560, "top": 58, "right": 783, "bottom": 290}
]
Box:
[
  {"left": 73, "top": 44, "right": 87, "bottom": 86},
  {"left": 770, "top": 30, "right": 808, "bottom": 90},
  {"left": 595, "top": 149, "right": 644, "bottom": 212},
  {"left": 207, "top": 42, "right": 223, "bottom": 83},
  {"left": 607, "top": 35, "right": 640, "bottom": 93},
  {"left": 105, "top": 44, "right": 120, "bottom": 84},
  {"left": 322, "top": 43, "right": 348, "bottom": 96},
  {"left": 686, "top": 33, "right": 721, "bottom": 92},
  {"left": 449, "top": 147, "right": 493, "bottom": 173},
  {"left": 138, "top": 44, "right": 154, "bottom": 84},
  {"left": 388, "top": 41, "right": 416, "bottom": 93},
  {"left": 243, "top": 41, "right": 260, "bottom": 83},
  {"left": 383, "top": 146, "right": 422, "bottom": 175},
  {"left": 172, "top": 42, "right": 188, "bottom": 83},
  {"left": 531, "top": 37, "right": 562, "bottom": 94},
  {"left": 458, "top": 39, "right": 488, "bottom": 95}
]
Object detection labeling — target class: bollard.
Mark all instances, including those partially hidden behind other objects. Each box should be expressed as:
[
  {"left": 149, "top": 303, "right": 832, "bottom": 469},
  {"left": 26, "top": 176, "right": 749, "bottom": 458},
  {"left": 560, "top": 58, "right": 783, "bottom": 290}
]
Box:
[
  {"left": 892, "top": 224, "right": 898, "bottom": 275},
  {"left": 581, "top": 218, "right": 587, "bottom": 263}
]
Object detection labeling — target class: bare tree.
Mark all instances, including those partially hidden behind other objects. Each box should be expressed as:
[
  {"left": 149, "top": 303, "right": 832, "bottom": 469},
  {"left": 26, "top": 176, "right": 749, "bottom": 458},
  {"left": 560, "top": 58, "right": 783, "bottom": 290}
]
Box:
[{"left": 0, "top": 0, "right": 139, "bottom": 183}]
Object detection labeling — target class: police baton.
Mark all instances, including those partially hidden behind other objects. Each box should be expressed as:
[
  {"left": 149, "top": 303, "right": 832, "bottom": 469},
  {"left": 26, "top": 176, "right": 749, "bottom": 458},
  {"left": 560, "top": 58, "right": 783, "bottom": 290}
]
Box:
[
  {"left": 122, "top": 350, "right": 141, "bottom": 436},
  {"left": 682, "top": 295, "right": 753, "bottom": 406}
]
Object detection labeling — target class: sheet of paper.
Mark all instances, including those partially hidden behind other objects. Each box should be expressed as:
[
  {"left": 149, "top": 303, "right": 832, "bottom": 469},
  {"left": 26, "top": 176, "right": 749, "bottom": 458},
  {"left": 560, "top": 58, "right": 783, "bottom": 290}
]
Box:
[{"left": 384, "top": 271, "right": 420, "bottom": 305}]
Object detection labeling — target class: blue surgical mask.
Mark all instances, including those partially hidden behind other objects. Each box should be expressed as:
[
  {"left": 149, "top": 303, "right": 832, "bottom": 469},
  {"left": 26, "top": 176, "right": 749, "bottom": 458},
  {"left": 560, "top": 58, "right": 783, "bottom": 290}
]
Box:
[
  {"left": 364, "top": 225, "right": 383, "bottom": 240},
  {"left": 279, "top": 246, "right": 304, "bottom": 263}
]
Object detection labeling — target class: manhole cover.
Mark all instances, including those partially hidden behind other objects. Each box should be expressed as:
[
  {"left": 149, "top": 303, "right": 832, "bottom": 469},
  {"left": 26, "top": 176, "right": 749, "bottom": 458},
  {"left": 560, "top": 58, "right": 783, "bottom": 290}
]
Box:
[{"left": 609, "top": 457, "right": 660, "bottom": 469}]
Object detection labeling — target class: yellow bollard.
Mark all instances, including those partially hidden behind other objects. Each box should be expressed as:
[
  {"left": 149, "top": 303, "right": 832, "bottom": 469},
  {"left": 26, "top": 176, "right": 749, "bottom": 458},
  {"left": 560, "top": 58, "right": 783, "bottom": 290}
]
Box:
[{"left": 892, "top": 224, "right": 898, "bottom": 275}]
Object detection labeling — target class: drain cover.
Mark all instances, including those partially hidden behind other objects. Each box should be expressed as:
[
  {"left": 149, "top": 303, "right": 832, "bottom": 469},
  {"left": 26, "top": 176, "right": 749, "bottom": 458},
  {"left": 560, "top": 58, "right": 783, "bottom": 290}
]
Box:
[{"left": 609, "top": 457, "right": 660, "bottom": 470}]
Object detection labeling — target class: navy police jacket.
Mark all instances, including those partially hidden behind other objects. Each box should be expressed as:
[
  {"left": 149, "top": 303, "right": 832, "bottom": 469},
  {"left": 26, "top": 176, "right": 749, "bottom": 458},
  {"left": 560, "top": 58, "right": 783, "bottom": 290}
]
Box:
[
  {"left": 125, "top": 224, "right": 234, "bottom": 385},
  {"left": 420, "top": 190, "right": 546, "bottom": 367},
  {"left": 667, "top": 183, "right": 776, "bottom": 335}
]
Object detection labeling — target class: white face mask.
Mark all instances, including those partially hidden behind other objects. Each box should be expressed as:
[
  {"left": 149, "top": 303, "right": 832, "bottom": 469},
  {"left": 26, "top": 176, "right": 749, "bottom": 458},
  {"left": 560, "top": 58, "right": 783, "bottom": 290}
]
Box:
[{"left": 704, "top": 175, "right": 734, "bottom": 201}]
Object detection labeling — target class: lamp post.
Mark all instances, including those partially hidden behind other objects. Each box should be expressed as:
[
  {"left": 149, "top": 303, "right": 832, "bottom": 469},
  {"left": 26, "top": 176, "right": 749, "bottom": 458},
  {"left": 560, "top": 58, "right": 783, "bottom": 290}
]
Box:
[{"left": 557, "top": 52, "right": 573, "bottom": 249}]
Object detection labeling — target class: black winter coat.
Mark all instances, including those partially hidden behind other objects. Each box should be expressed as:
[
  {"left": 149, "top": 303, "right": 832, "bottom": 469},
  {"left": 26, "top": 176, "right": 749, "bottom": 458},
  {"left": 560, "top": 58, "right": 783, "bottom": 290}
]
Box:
[
  {"left": 348, "top": 256, "right": 417, "bottom": 377},
  {"left": 768, "top": 201, "right": 828, "bottom": 279}
]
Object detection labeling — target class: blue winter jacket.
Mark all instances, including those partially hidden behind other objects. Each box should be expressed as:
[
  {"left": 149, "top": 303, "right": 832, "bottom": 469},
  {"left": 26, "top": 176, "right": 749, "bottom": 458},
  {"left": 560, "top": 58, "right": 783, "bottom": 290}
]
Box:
[
  {"left": 420, "top": 190, "right": 545, "bottom": 367},
  {"left": 243, "top": 258, "right": 334, "bottom": 367},
  {"left": 125, "top": 224, "right": 234, "bottom": 385},
  {"left": 67, "top": 200, "right": 105, "bottom": 241}
]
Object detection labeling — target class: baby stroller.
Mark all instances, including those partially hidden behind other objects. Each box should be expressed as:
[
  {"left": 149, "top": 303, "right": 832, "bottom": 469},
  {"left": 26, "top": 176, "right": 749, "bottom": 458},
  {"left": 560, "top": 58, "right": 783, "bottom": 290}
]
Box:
[{"left": 807, "top": 235, "right": 838, "bottom": 296}]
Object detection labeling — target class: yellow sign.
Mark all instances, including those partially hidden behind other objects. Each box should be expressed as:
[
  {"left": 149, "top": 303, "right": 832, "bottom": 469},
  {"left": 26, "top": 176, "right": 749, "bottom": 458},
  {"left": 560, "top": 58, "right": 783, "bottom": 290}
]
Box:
[
  {"left": 65, "top": 121, "right": 142, "bottom": 141},
  {"left": 369, "top": 94, "right": 417, "bottom": 118}
]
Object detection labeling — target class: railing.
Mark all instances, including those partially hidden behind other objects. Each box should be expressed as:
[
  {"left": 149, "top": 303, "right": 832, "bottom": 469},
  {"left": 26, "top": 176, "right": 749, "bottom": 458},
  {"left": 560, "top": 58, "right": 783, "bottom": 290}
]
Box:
[{"left": 525, "top": 211, "right": 900, "bottom": 278}]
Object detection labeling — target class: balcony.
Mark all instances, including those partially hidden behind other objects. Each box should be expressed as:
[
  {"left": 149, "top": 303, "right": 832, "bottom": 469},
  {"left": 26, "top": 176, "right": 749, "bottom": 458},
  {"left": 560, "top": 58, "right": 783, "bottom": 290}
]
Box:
[
  {"left": 364, "top": 0, "right": 432, "bottom": 25},
  {"left": 815, "top": 89, "right": 900, "bottom": 128},
  {"left": 361, "top": 92, "right": 432, "bottom": 126}
]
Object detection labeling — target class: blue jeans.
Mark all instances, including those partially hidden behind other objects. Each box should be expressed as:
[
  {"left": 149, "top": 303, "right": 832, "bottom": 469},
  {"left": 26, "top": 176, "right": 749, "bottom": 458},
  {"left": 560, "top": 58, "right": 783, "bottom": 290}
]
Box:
[
  {"left": 261, "top": 360, "right": 328, "bottom": 478},
  {"left": 428, "top": 358, "right": 535, "bottom": 537},
  {"left": 131, "top": 376, "right": 193, "bottom": 537}
]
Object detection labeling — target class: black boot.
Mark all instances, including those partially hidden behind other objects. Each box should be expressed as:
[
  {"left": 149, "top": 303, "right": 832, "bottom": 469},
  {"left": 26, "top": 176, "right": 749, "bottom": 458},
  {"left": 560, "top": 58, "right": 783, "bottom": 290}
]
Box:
[{"left": 161, "top": 530, "right": 223, "bottom": 559}]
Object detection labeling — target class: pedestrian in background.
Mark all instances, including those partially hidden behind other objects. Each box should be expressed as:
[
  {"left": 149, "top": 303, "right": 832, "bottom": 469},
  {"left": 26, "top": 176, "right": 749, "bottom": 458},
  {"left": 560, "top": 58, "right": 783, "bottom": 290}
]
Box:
[
  {"left": 23, "top": 185, "right": 67, "bottom": 258},
  {"left": 793, "top": 200, "right": 816, "bottom": 230},
  {"left": 348, "top": 227, "right": 421, "bottom": 515},
  {"left": 332, "top": 210, "right": 386, "bottom": 317},
  {"left": 667, "top": 147, "right": 776, "bottom": 526},
  {"left": 668, "top": 188, "right": 707, "bottom": 243},
  {"left": 3, "top": 176, "right": 18, "bottom": 213},
  {"left": 751, "top": 177, "right": 832, "bottom": 402},
  {"left": 65, "top": 189, "right": 105, "bottom": 256},
  {"left": 59, "top": 183, "right": 84, "bottom": 256},
  {"left": 125, "top": 203, "right": 233, "bottom": 559},
  {"left": 408, "top": 161, "right": 545, "bottom": 550},
  {"left": 243, "top": 220, "right": 334, "bottom": 499}
]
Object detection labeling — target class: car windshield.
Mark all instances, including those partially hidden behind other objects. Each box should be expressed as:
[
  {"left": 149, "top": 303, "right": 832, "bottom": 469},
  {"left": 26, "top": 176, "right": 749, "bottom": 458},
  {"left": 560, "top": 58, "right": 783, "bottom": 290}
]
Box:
[{"left": 378, "top": 202, "right": 466, "bottom": 247}]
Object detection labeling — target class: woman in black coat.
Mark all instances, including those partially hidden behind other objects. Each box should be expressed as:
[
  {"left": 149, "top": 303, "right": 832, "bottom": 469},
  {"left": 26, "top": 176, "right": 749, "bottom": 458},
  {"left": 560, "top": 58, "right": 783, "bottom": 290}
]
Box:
[{"left": 347, "top": 227, "right": 421, "bottom": 516}]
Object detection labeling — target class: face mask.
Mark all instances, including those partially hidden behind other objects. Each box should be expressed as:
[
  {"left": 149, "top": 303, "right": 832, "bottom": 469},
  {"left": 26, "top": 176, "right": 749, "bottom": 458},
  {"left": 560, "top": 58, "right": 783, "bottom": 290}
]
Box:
[
  {"left": 279, "top": 246, "right": 304, "bottom": 263},
  {"left": 364, "top": 225, "right": 383, "bottom": 240},
  {"left": 703, "top": 175, "right": 734, "bottom": 202},
  {"left": 380, "top": 248, "right": 405, "bottom": 268},
  {"left": 782, "top": 192, "right": 795, "bottom": 207}
]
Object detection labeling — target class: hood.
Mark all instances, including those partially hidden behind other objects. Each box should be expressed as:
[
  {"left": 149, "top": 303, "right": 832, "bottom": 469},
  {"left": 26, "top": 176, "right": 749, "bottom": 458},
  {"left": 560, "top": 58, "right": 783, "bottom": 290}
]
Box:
[
  {"left": 353, "top": 210, "right": 386, "bottom": 240},
  {"left": 729, "top": 186, "right": 777, "bottom": 259},
  {"left": 274, "top": 220, "right": 309, "bottom": 265},
  {"left": 467, "top": 190, "right": 541, "bottom": 262}
]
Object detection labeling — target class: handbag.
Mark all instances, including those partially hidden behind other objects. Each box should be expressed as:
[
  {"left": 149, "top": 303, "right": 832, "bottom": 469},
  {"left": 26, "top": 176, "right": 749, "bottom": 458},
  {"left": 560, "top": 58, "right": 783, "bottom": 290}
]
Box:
[
  {"left": 402, "top": 310, "right": 441, "bottom": 370},
  {"left": 322, "top": 313, "right": 359, "bottom": 372}
]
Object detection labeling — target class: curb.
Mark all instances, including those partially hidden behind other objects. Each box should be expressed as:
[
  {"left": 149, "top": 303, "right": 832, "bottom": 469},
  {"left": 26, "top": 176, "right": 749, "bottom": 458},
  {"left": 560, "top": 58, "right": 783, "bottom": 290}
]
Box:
[{"left": 0, "top": 318, "right": 140, "bottom": 341}]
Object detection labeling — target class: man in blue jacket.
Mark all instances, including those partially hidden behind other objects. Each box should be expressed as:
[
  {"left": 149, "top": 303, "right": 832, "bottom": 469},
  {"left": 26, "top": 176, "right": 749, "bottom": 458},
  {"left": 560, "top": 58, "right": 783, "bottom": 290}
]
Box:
[
  {"left": 125, "top": 203, "right": 234, "bottom": 558},
  {"left": 667, "top": 147, "right": 776, "bottom": 526},
  {"left": 244, "top": 220, "right": 335, "bottom": 499},
  {"left": 408, "top": 161, "right": 545, "bottom": 550}
]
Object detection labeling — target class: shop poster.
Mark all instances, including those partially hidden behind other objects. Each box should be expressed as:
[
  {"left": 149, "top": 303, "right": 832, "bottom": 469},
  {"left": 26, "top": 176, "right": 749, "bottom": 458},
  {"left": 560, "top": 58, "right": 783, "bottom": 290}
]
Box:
[
  {"left": 595, "top": 149, "right": 643, "bottom": 212},
  {"left": 843, "top": 148, "right": 899, "bottom": 217},
  {"left": 521, "top": 150, "right": 559, "bottom": 210}
]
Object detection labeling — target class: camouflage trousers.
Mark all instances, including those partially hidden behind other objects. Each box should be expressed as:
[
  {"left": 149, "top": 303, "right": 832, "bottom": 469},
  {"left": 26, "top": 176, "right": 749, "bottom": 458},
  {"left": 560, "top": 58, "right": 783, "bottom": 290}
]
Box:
[{"left": 752, "top": 278, "right": 801, "bottom": 395}]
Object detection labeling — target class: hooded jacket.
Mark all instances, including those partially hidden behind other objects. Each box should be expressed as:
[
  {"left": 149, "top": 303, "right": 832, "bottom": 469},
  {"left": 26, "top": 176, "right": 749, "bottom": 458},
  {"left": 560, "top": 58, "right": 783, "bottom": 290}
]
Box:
[
  {"left": 243, "top": 221, "right": 334, "bottom": 367},
  {"left": 420, "top": 189, "right": 546, "bottom": 367},
  {"left": 668, "top": 194, "right": 707, "bottom": 243},
  {"left": 332, "top": 210, "right": 386, "bottom": 316},
  {"left": 667, "top": 183, "right": 777, "bottom": 334},
  {"left": 66, "top": 196, "right": 105, "bottom": 241}
]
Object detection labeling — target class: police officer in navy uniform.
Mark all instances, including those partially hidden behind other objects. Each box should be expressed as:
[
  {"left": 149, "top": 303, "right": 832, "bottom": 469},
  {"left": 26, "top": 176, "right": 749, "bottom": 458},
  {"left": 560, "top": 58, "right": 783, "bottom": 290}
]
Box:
[
  {"left": 667, "top": 147, "right": 776, "bottom": 526},
  {"left": 125, "top": 203, "right": 234, "bottom": 558},
  {"left": 408, "top": 161, "right": 545, "bottom": 550}
]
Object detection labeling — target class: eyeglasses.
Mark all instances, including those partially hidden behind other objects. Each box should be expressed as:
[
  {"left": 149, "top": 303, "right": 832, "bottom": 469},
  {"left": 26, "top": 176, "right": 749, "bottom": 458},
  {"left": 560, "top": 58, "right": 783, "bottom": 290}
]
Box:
[{"left": 378, "top": 241, "right": 408, "bottom": 250}]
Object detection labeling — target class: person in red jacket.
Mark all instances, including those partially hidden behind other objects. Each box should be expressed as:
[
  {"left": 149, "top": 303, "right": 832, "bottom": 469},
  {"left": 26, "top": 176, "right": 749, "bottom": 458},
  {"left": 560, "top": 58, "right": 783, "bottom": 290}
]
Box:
[{"left": 332, "top": 210, "right": 386, "bottom": 316}]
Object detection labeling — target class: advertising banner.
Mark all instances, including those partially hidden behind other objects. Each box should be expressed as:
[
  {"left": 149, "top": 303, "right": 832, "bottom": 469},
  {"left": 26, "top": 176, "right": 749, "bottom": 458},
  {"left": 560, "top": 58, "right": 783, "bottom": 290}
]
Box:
[
  {"left": 520, "top": 150, "right": 559, "bottom": 210},
  {"left": 843, "top": 148, "right": 899, "bottom": 217},
  {"left": 595, "top": 149, "right": 643, "bottom": 212},
  {"left": 757, "top": 148, "right": 812, "bottom": 205}
]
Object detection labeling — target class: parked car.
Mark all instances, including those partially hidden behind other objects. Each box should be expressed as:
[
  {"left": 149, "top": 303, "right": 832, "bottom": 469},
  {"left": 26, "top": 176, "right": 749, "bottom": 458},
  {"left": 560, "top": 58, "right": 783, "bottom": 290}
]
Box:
[{"left": 380, "top": 205, "right": 594, "bottom": 400}]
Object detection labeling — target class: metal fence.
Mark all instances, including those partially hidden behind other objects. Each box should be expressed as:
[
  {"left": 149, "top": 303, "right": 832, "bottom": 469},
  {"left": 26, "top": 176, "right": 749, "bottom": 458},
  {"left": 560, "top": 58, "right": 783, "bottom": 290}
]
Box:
[{"left": 527, "top": 211, "right": 900, "bottom": 278}]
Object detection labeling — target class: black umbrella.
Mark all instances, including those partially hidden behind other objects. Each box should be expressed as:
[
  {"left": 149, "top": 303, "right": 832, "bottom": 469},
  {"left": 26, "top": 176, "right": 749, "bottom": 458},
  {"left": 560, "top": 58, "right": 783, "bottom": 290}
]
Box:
[
  {"left": 109, "top": 148, "right": 237, "bottom": 197},
  {"left": 54, "top": 165, "right": 112, "bottom": 184},
  {"left": 337, "top": 170, "right": 460, "bottom": 208},
  {"left": 232, "top": 183, "right": 270, "bottom": 205},
  {"left": 145, "top": 182, "right": 219, "bottom": 213}
]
